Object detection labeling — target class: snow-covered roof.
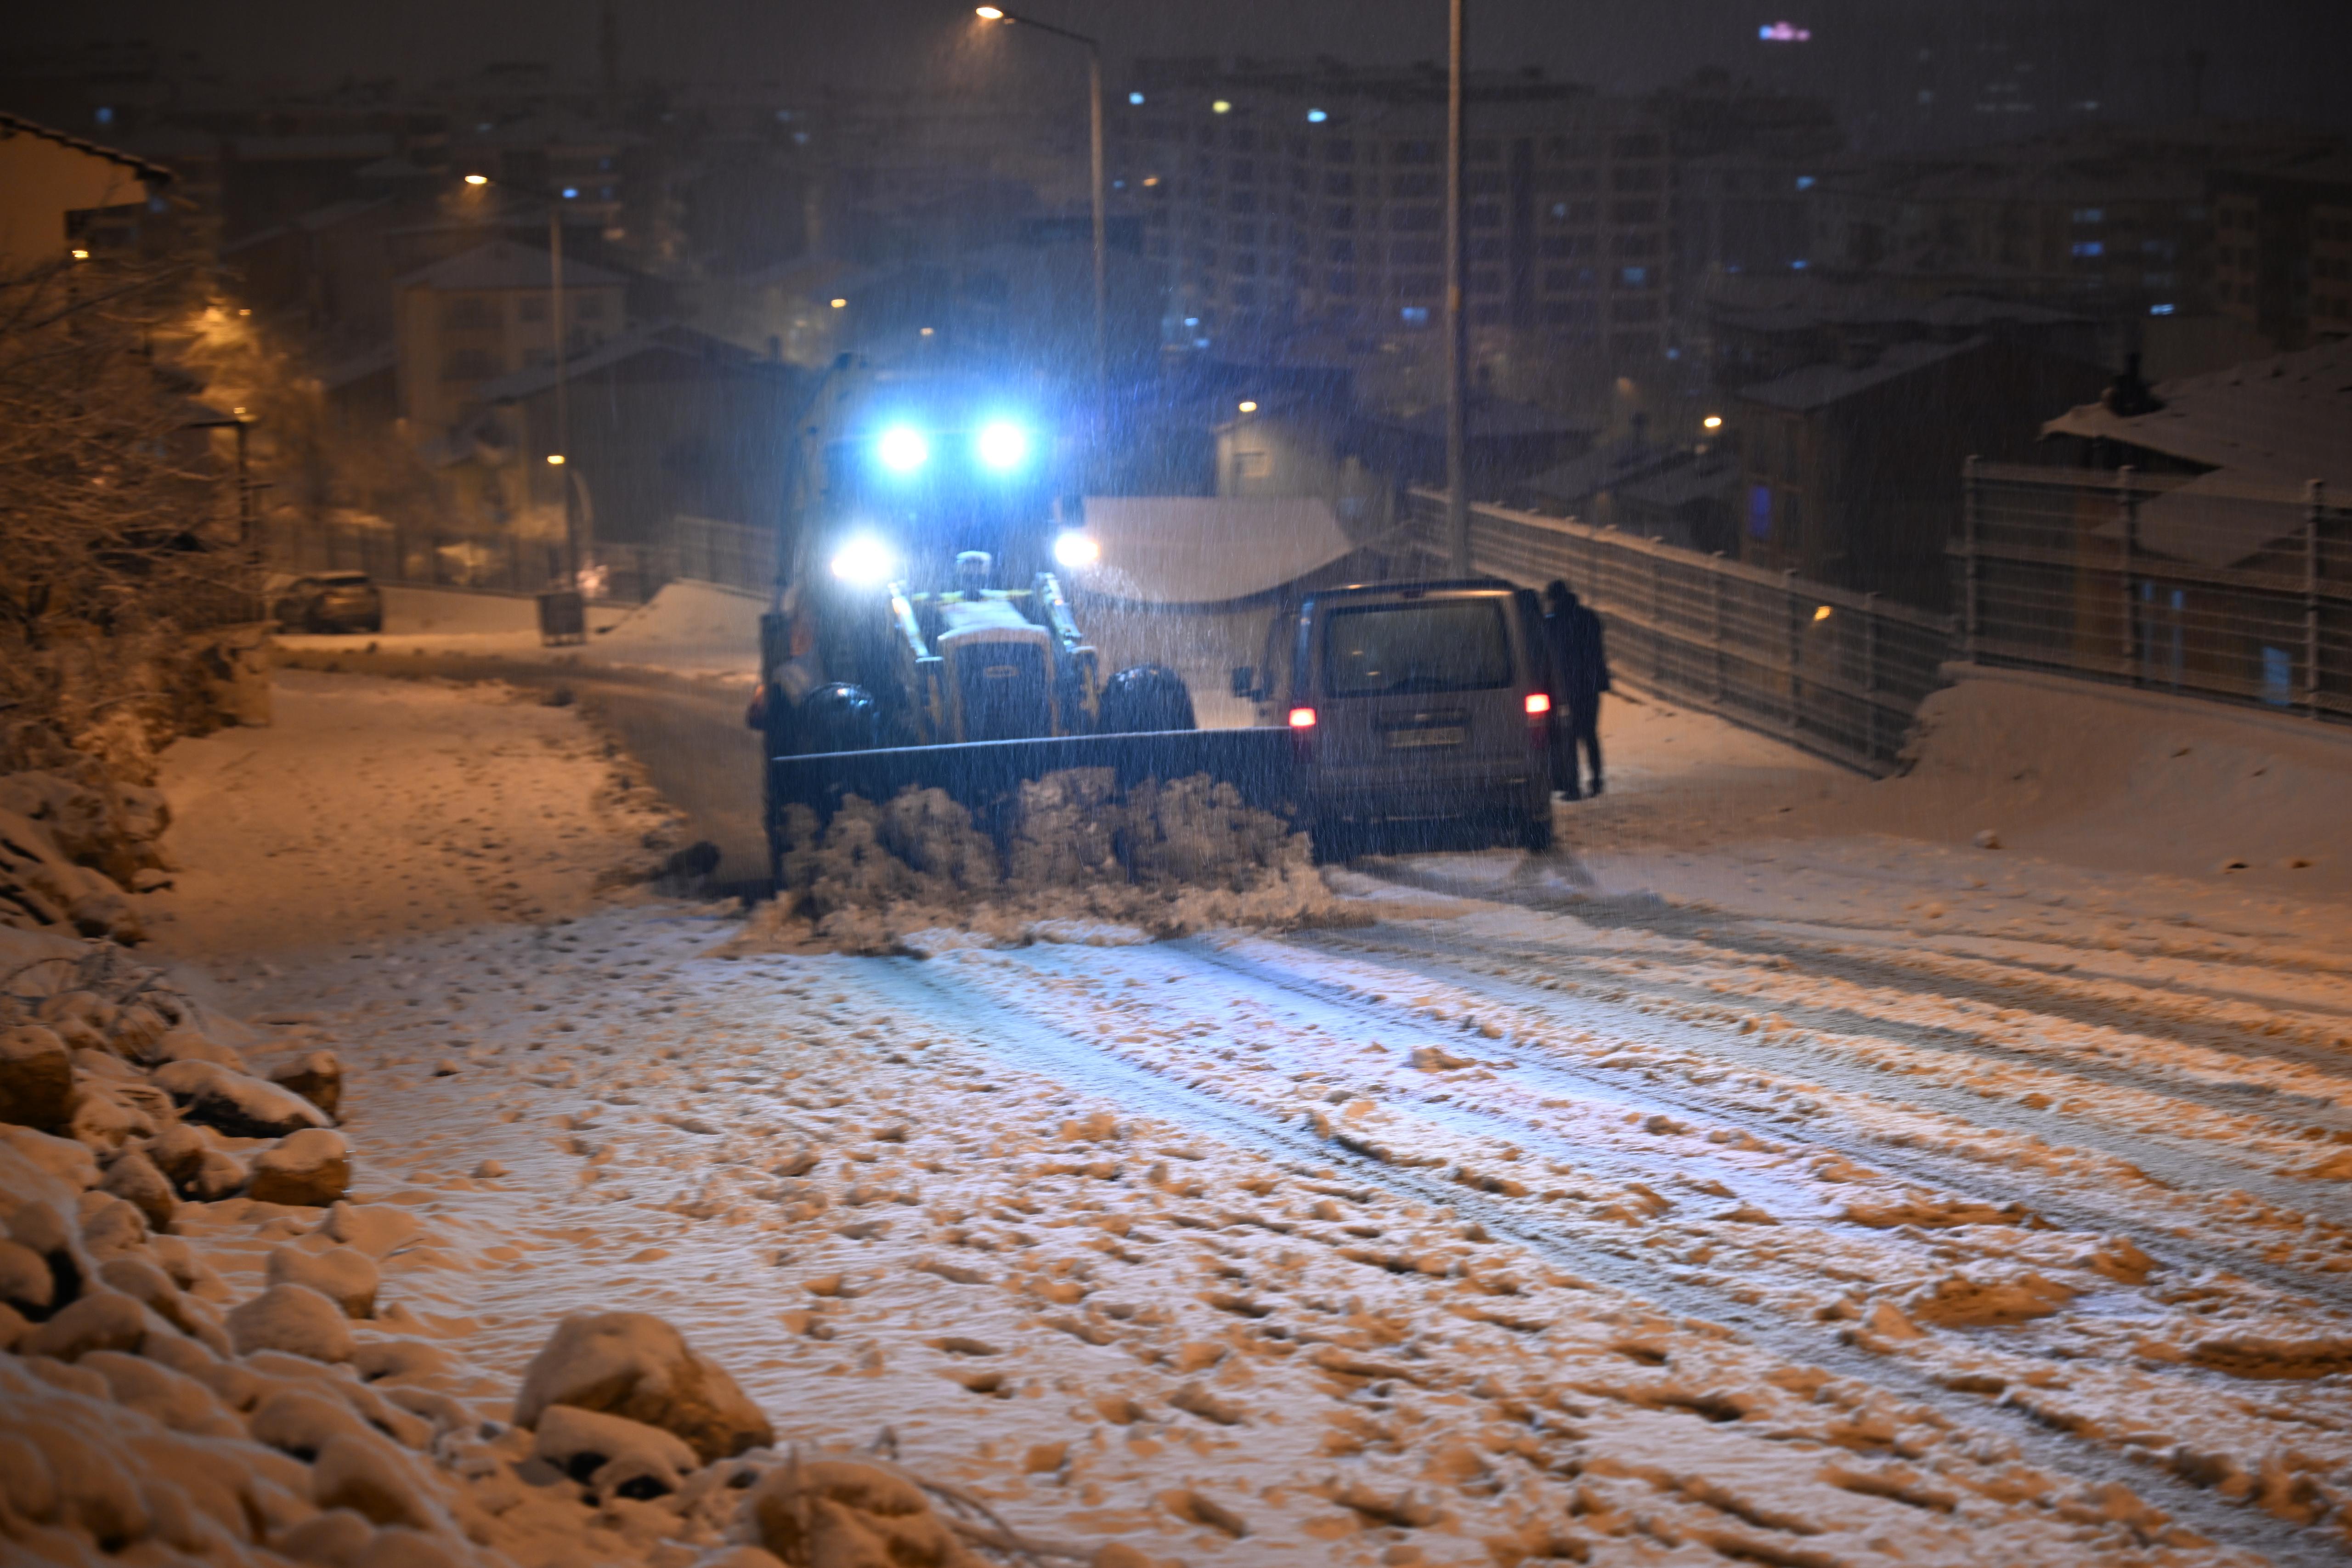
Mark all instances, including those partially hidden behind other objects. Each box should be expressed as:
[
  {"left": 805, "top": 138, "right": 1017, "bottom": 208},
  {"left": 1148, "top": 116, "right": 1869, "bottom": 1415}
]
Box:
[
  {"left": 1735, "top": 339, "right": 1977, "bottom": 413},
  {"left": 393, "top": 240, "right": 628, "bottom": 294},
  {"left": 0, "top": 110, "right": 176, "bottom": 185},
  {"left": 2041, "top": 336, "right": 2352, "bottom": 492},
  {"left": 1072, "top": 497, "right": 1358, "bottom": 607}
]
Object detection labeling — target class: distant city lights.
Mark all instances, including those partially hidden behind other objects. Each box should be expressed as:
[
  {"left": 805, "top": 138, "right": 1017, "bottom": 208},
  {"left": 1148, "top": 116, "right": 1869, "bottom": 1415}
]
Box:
[
  {"left": 1306, "top": 108, "right": 1328, "bottom": 123},
  {"left": 2150, "top": 302, "right": 2177, "bottom": 316},
  {"left": 1702, "top": 415, "right": 1724, "bottom": 430},
  {"left": 1129, "top": 91, "right": 1145, "bottom": 106},
  {"left": 1237, "top": 400, "right": 1259, "bottom": 413},
  {"left": 830, "top": 298, "right": 848, "bottom": 308},
  {"left": 463, "top": 173, "right": 489, "bottom": 186},
  {"left": 1758, "top": 21, "right": 1812, "bottom": 41},
  {"left": 1211, "top": 100, "right": 1232, "bottom": 114}
]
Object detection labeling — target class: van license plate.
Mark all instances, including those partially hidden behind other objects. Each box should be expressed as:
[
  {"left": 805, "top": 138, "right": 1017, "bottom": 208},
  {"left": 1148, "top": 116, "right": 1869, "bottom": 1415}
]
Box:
[{"left": 1386, "top": 726, "right": 1465, "bottom": 749}]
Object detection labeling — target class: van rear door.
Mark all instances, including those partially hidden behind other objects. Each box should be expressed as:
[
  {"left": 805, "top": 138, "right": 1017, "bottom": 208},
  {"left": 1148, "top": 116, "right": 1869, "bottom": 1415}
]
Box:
[{"left": 1314, "top": 594, "right": 1522, "bottom": 816}]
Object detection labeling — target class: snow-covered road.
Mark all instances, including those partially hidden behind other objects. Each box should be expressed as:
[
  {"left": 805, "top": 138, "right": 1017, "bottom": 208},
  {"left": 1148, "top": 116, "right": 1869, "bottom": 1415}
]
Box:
[{"left": 132, "top": 668, "right": 2352, "bottom": 1567}]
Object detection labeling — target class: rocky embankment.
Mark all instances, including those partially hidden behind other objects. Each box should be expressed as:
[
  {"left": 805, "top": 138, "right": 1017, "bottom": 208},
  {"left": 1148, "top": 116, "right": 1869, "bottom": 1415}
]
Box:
[{"left": 0, "top": 922, "right": 1116, "bottom": 1568}]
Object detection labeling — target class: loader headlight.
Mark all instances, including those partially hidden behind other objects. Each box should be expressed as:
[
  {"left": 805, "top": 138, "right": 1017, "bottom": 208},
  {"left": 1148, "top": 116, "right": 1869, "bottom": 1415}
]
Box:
[
  {"left": 829, "top": 535, "right": 895, "bottom": 586},
  {"left": 875, "top": 425, "right": 929, "bottom": 473},
  {"left": 974, "top": 419, "right": 1030, "bottom": 471},
  {"left": 1052, "top": 531, "right": 1099, "bottom": 568}
]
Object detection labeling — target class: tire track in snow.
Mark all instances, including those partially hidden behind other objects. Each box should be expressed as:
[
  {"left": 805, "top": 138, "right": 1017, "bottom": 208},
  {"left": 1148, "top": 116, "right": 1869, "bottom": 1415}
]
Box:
[
  {"left": 1297, "top": 924, "right": 2352, "bottom": 1230},
  {"left": 861, "top": 951, "right": 2343, "bottom": 1568},
  {"left": 1204, "top": 935, "right": 2352, "bottom": 1314}
]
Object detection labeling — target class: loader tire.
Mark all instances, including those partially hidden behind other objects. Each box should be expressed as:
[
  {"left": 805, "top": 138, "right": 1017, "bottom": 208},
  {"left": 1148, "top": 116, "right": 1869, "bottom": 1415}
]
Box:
[{"left": 1099, "top": 664, "right": 1197, "bottom": 734}]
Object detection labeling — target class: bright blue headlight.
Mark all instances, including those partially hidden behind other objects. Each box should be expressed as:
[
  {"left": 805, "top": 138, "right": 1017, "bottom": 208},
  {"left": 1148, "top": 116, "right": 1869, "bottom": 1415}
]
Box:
[
  {"left": 876, "top": 426, "right": 928, "bottom": 473},
  {"left": 973, "top": 420, "right": 1029, "bottom": 471}
]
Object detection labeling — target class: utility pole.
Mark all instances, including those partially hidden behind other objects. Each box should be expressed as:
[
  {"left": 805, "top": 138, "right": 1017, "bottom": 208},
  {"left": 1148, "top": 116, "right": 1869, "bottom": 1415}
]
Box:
[
  {"left": 1445, "top": 0, "right": 1470, "bottom": 574},
  {"left": 1087, "top": 41, "right": 1108, "bottom": 426},
  {"left": 549, "top": 199, "right": 575, "bottom": 588}
]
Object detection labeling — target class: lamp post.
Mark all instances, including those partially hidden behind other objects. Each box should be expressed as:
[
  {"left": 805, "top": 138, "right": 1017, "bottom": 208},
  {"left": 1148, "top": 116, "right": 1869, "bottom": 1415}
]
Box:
[
  {"left": 974, "top": 6, "right": 1108, "bottom": 426},
  {"left": 1445, "top": 0, "right": 1470, "bottom": 574},
  {"left": 463, "top": 172, "right": 578, "bottom": 589}
]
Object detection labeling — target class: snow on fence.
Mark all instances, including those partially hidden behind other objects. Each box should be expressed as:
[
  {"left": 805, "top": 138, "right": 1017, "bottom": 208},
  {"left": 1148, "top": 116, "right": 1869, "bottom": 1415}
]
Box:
[
  {"left": 1959, "top": 460, "right": 2352, "bottom": 725},
  {"left": 1406, "top": 489, "right": 1952, "bottom": 775}
]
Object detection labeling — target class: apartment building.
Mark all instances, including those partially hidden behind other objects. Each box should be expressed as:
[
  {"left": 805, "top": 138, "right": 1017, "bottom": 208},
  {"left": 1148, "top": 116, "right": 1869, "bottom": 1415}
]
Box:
[{"left": 1112, "top": 61, "right": 1676, "bottom": 366}]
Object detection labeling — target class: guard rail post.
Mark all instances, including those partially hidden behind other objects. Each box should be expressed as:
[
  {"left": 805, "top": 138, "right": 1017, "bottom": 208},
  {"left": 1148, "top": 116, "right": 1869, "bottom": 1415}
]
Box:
[
  {"left": 2308, "top": 479, "right": 2325, "bottom": 720},
  {"left": 1961, "top": 454, "right": 1981, "bottom": 662},
  {"left": 2118, "top": 465, "right": 2139, "bottom": 686}
]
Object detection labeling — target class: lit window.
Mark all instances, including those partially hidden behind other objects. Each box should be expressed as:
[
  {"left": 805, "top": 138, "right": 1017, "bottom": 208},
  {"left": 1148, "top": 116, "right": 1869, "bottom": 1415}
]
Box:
[
  {"left": 95, "top": 106, "right": 114, "bottom": 125},
  {"left": 1306, "top": 109, "right": 1327, "bottom": 123},
  {"left": 2150, "top": 302, "right": 2176, "bottom": 316},
  {"left": 2072, "top": 240, "right": 2103, "bottom": 258},
  {"left": 1399, "top": 305, "right": 1430, "bottom": 325},
  {"left": 1621, "top": 266, "right": 1647, "bottom": 286},
  {"left": 1212, "top": 100, "right": 1232, "bottom": 114},
  {"left": 1795, "top": 175, "right": 1815, "bottom": 190}
]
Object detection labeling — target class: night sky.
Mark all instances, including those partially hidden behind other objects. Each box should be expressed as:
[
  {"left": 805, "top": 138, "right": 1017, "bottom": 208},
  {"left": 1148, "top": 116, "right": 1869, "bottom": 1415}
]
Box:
[{"left": 13, "top": 0, "right": 2347, "bottom": 138}]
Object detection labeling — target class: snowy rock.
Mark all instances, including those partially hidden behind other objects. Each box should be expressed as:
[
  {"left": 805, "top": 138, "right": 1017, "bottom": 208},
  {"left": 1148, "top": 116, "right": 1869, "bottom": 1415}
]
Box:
[
  {"left": 323, "top": 1201, "right": 418, "bottom": 1258},
  {"left": 514, "top": 1311, "right": 774, "bottom": 1463},
  {"left": 271, "top": 1050, "right": 345, "bottom": 1119},
  {"left": 746, "top": 1458, "right": 976, "bottom": 1568},
  {"left": 1971, "top": 829, "right": 2001, "bottom": 850},
  {"left": 19, "top": 1289, "right": 159, "bottom": 1360},
  {"left": 95, "top": 1255, "right": 225, "bottom": 1352},
  {"left": 1856, "top": 1299, "right": 1926, "bottom": 1344},
  {"left": 247, "top": 1129, "right": 351, "bottom": 1208},
  {"left": 99, "top": 1148, "right": 176, "bottom": 1230},
  {"left": 141, "top": 1121, "right": 208, "bottom": 1185},
  {"left": 472, "top": 1160, "right": 507, "bottom": 1179},
  {"left": 310, "top": 1432, "right": 437, "bottom": 1529},
  {"left": 274, "top": 1509, "right": 376, "bottom": 1568},
  {"left": 67, "top": 1076, "right": 158, "bottom": 1150},
  {"left": 266, "top": 1244, "right": 379, "bottom": 1318},
  {"left": 532, "top": 1404, "right": 698, "bottom": 1499},
  {"left": 193, "top": 1149, "right": 249, "bottom": 1200},
  {"left": 79, "top": 1194, "right": 150, "bottom": 1257},
  {"left": 250, "top": 1386, "right": 375, "bottom": 1458},
  {"left": 0, "top": 1238, "right": 53, "bottom": 1312},
  {"left": 0, "top": 1025, "right": 75, "bottom": 1131},
  {"left": 36, "top": 991, "right": 115, "bottom": 1050},
  {"left": 106, "top": 1002, "right": 170, "bottom": 1060},
  {"left": 351, "top": 1527, "right": 467, "bottom": 1568},
  {"left": 78, "top": 1348, "right": 242, "bottom": 1438},
  {"left": 228, "top": 1283, "right": 357, "bottom": 1362},
  {"left": 151, "top": 1026, "right": 248, "bottom": 1071},
  {"left": 0, "top": 1123, "right": 99, "bottom": 1189},
  {"left": 153, "top": 1059, "right": 331, "bottom": 1138}
]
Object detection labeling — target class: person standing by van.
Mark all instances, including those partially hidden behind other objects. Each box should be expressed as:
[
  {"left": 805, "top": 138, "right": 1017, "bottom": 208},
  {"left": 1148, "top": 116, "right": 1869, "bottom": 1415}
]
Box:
[{"left": 1542, "top": 581, "right": 1610, "bottom": 799}]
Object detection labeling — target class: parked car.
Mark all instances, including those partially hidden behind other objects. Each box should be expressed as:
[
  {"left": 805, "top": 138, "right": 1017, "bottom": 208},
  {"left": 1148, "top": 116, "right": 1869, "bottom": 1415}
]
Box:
[
  {"left": 268, "top": 572, "right": 383, "bottom": 634},
  {"left": 1234, "top": 577, "right": 1555, "bottom": 856}
]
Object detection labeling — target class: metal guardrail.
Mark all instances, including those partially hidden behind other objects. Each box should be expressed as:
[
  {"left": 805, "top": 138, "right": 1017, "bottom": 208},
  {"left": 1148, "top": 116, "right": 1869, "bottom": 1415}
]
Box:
[
  {"left": 1959, "top": 460, "right": 2350, "bottom": 725},
  {"left": 1407, "top": 490, "right": 1951, "bottom": 775}
]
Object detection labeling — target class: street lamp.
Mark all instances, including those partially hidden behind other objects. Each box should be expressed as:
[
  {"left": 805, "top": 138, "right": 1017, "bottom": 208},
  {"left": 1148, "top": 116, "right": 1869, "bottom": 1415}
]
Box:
[
  {"left": 461, "top": 172, "right": 578, "bottom": 593},
  {"left": 972, "top": 6, "right": 1108, "bottom": 425}
]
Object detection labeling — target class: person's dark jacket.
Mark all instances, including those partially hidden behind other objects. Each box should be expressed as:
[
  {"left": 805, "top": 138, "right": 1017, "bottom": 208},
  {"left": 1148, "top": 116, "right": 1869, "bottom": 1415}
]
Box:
[{"left": 1546, "top": 600, "right": 1611, "bottom": 700}]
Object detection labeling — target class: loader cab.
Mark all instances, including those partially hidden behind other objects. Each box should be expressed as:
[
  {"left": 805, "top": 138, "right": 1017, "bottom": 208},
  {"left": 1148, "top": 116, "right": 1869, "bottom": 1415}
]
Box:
[{"left": 1235, "top": 579, "right": 1555, "bottom": 853}]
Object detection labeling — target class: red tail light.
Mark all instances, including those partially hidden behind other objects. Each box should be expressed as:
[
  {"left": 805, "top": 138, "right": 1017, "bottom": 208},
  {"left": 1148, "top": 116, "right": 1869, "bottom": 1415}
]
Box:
[
  {"left": 1288, "top": 707, "right": 1317, "bottom": 729},
  {"left": 1524, "top": 692, "right": 1551, "bottom": 716}
]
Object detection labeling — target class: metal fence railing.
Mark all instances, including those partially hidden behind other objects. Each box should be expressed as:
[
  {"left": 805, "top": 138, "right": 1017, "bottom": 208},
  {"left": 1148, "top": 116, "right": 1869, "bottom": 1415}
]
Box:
[
  {"left": 1960, "top": 461, "right": 2351, "bottom": 725},
  {"left": 258, "top": 514, "right": 782, "bottom": 607},
  {"left": 1407, "top": 489, "right": 1955, "bottom": 774}
]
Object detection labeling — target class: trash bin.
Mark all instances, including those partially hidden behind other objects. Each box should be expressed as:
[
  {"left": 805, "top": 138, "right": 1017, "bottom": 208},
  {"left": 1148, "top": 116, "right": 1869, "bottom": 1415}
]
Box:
[{"left": 537, "top": 589, "right": 587, "bottom": 646}]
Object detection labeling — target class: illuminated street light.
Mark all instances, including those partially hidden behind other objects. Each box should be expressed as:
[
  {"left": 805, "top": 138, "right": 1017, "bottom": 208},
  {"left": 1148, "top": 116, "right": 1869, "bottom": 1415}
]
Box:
[
  {"left": 1702, "top": 414, "right": 1724, "bottom": 430},
  {"left": 547, "top": 454, "right": 566, "bottom": 466},
  {"left": 1211, "top": 100, "right": 1232, "bottom": 114},
  {"left": 1813, "top": 605, "right": 1834, "bottom": 622},
  {"left": 974, "top": 5, "right": 1005, "bottom": 17},
  {"left": 69, "top": 248, "right": 90, "bottom": 260},
  {"left": 1237, "top": 400, "right": 1259, "bottom": 413},
  {"left": 830, "top": 297, "right": 847, "bottom": 308},
  {"left": 1306, "top": 108, "right": 1328, "bottom": 123},
  {"left": 464, "top": 173, "right": 489, "bottom": 186}
]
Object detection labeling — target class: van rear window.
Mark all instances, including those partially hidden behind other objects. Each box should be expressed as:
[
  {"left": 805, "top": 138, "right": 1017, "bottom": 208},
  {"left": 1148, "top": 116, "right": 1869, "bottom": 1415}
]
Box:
[{"left": 1323, "top": 600, "right": 1512, "bottom": 696}]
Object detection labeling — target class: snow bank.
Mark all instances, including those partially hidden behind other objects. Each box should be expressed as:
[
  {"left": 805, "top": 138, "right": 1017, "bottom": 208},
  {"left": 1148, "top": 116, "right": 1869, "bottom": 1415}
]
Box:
[
  {"left": 744, "top": 770, "right": 1350, "bottom": 954},
  {"left": 590, "top": 581, "right": 766, "bottom": 678},
  {"left": 1870, "top": 666, "right": 2352, "bottom": 895}
]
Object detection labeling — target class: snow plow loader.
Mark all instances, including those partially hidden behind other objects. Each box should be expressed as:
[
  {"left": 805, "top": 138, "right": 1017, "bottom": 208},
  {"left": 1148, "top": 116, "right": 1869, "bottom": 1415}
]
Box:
[{"left": 746, "top": 362, "right": 1301, "bottom": 881}]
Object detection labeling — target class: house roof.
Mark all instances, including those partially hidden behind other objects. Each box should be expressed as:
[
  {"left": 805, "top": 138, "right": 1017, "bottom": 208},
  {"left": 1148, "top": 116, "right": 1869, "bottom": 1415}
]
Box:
[
  {"left": 393, "top": 239, "right": 628, "bottom": 293},
  {"left": 1071, "top": 497, "right": 1358, "bottom": 607},
  {"left": 0, "top": 111, "right": 176, "bottom": 185},
  {"left": 1736, "top": 339, "right": 1979, "bottom": 413},
  {"left": 472, "top": 322, "right": 787, "bottom": 403},
  {"left": 2041, "top": 336, "right": 2352, "bottom": 492}
]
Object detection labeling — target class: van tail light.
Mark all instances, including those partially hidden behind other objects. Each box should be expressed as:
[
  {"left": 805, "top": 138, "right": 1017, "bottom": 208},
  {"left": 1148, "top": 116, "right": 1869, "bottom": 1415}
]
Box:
[
  {"left": 1524, "top": 692, "right": 1551, "bottom": 717},
  {"left": 1288, "top": 707, "right": 1317, "bottom": 729}
]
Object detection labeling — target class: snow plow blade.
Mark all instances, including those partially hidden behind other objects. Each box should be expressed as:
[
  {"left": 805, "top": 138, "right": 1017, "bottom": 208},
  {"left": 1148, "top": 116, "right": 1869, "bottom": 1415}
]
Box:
[{"left": 769, "top": 727, "right": 1303, "bottom": 833}]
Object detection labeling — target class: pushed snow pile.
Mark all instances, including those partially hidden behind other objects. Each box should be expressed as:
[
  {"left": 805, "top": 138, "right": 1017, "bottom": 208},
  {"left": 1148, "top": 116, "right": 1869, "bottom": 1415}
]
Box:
[
  {"left": 0, "top": 763, "right": 173, "bottom": 942},
  {"left": 592, "top": 579, "right": 765, "bottom": 677},
  {"left": 746, "top": 769, "right": 1349, "bottom": 954}
]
